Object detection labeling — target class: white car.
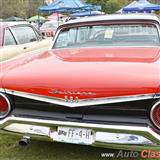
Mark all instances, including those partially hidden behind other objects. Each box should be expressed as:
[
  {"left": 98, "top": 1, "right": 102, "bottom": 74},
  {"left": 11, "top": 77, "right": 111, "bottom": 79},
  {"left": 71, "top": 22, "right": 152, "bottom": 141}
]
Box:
[{"left": 0, "top": 22, "right": 52, "bottom": 62}]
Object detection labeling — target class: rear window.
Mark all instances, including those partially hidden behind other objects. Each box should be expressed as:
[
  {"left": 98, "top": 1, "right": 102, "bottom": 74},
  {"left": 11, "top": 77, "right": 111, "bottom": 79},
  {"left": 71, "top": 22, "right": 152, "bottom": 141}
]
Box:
[
  {"left": 4, "top": 29, "right": 16, "bottom": 46},
  {"left": 11, "top": 26, "right": 38, "bottom": 44},
  {"left": 41, "top": 23, "right": 58, "bottom": 30},
  {"left": 53, "top": 23, "right": 160, "bottom": 49}
]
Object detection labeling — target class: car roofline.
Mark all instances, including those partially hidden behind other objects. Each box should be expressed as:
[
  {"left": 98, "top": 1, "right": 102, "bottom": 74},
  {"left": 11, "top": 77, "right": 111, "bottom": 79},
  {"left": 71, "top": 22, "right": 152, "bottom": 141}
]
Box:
[
  {"left": 0, "top": 21, "right": 29, "bottom": 27},
  {"left": 62, "top": 14, "right": 160, "bottom": 26}
]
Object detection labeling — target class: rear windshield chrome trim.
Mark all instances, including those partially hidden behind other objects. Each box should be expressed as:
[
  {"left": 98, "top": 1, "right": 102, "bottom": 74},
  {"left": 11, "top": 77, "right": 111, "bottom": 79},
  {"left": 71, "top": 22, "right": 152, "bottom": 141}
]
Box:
[{"left": 1, "top": 88, "right": 159, "bottom": 107}]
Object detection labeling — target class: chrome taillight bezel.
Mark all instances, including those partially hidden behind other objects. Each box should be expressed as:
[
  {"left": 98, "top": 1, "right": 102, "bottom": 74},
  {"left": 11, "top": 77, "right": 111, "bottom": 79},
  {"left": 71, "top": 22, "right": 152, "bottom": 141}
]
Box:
[
  {"left": 150, "top": 101, "right": 160, "bottom": 129},
  {"left": 0, "top": 93, "right": 11, "bottom": 119}
]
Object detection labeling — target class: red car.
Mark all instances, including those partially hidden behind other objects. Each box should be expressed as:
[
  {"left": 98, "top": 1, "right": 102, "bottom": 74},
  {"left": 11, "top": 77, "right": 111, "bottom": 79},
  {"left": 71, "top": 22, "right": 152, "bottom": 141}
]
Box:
[{"left": 0, "top": 14, "right": 160, "bottom": 151}]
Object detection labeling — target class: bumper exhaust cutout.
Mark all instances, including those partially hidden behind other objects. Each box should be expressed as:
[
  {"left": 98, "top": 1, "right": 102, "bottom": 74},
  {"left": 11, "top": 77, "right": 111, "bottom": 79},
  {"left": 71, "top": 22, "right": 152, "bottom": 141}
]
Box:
[{"left": 19, "top": 136, "right": 30, "bottom": 147}]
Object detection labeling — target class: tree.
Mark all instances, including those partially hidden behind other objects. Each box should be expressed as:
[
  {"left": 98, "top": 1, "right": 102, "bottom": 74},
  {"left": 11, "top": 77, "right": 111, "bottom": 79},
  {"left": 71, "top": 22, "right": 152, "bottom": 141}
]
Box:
[
  {"left": 86, "top": 0, "right": 131, "bottom": 13},
  {"left": 1, "top": 0, "right": 159, "bottom": 19},
  {"left": 105, "top": 0, "right": 124, "bottom": 14},
  {"left": 86, "top": 0, "right": 109, "bottom": 12},
  {"left": 0, "top": 0, "right": 45, "bottom": 19}
]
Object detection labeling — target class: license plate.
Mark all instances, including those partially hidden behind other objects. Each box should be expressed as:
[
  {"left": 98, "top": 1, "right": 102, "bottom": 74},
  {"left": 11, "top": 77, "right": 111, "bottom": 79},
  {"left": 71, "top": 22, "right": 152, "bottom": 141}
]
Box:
[{"left": 50, "top": 126, "right": 95, "bottom": 145}]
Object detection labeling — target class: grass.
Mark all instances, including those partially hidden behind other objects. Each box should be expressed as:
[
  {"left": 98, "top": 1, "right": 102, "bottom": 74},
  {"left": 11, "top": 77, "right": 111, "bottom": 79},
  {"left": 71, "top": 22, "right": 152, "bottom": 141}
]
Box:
[{"left": 0, "top": 134, "right": 159, "bottom": 160}]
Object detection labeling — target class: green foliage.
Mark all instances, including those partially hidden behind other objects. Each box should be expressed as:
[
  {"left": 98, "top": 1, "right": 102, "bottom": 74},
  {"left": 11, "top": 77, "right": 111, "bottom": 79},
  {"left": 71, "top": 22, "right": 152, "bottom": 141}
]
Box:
[
  {"left": 86, "top": 0, "right": 128, "bottom": 13},
  {"left": 105, "top": 0, "right": 124, "bottom": 14},
  {"left": 0, "top": 135, "right": 160, "bottom": 160},
  {"left": 0, "top": 0, "right": 160, "bottom": 19},
  {"left": 86, "top": 0, "right": 109, "bottom": 12},
  {"left": 86, "top": 0, "right": 160, "bottom": 13},
  {"left": 0, "top": 0, "right": 45, "bottom": 19}
]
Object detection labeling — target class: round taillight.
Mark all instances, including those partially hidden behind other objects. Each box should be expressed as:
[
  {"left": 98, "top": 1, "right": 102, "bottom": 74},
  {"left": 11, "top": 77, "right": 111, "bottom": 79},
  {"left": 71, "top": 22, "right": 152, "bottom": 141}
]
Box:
[
  {"left": 0, "top": 94, "right": 11, "bottom": 118},
  {"left": 151, "top": 101, "right": 160, "bottom": 129}
]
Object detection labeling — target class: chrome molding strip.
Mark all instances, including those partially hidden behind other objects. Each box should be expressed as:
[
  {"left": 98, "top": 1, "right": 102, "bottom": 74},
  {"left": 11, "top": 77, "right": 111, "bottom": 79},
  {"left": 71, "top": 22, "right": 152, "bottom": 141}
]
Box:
[
  {"left": 1, "top": 88, "right": 159, "bottom": 107},
  {"left": 0, "top": 116, "right": 160, "bottom": 143}
]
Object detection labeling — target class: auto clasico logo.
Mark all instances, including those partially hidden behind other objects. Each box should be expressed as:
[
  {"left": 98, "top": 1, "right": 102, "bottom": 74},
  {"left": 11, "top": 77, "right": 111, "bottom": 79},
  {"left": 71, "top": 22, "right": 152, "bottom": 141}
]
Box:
[
  {"left": 116, "top": 150, "right": 160, "bottom": 159},
  {"left": 101, "top": 150, "right": 160, "bottom": 159}
]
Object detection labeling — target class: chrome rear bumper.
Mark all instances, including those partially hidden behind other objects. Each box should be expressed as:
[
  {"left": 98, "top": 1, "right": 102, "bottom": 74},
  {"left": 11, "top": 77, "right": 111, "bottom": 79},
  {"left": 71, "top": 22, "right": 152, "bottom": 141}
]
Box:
[{"left": 0, "top": 116, "right": 160, "bottom": 151}]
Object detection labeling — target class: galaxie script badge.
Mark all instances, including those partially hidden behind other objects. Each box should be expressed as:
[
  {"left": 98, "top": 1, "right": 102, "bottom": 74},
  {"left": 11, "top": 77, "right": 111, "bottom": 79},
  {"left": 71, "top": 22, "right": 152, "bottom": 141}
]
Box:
[
  {"left": 49, "top": 89, "right": 96, "bottom": 96},
  {"left": 48, "top": 89, "right": 96, "bottom": 103}
]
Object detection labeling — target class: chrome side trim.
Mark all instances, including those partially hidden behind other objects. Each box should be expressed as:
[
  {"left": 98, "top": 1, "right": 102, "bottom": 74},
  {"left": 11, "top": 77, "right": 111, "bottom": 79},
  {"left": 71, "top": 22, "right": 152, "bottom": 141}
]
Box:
[{"left": 1, "top": 89, "right": 159, "bottom": 107}]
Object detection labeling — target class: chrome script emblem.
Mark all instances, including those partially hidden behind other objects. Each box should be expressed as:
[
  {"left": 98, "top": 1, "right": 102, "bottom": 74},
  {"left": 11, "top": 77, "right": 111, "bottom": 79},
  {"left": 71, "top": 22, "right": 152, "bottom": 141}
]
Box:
[{"left": 49, "top": 89, "right": 96, "bottom": 96}]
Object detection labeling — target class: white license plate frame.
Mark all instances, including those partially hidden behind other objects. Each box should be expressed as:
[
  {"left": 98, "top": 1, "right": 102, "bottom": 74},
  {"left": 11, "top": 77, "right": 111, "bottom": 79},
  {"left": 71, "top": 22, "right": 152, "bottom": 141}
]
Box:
[{"left": 50, "top": 126, "right": 95, "bottom": 145}]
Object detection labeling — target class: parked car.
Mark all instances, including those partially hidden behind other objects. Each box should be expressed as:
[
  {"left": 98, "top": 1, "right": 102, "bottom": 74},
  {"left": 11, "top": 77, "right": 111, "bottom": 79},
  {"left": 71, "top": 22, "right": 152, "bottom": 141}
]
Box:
[
  {"left": 40, "top": 20, "right": 59, "bottom": 37},
  {"left": 0, "top": 22, "right": 52, "bottom": 62},
  {"left": 0, "top": 14, "right": 160, "bottom": 151}
]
